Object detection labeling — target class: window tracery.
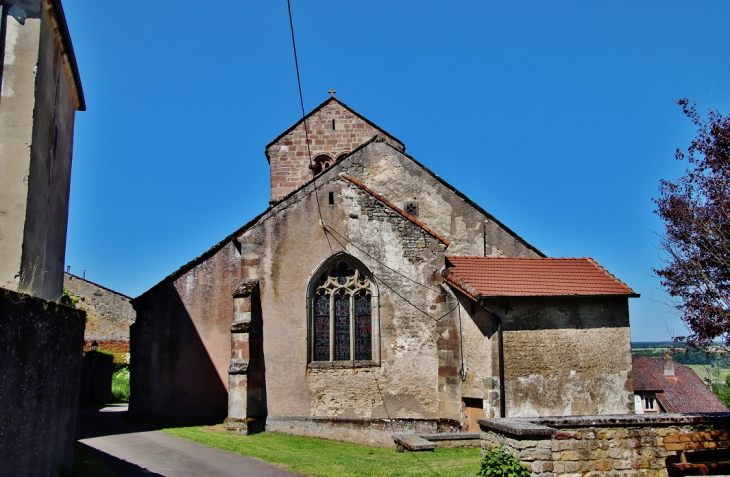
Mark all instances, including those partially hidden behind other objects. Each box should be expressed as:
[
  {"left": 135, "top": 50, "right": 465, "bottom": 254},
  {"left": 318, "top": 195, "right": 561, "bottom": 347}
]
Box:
[{"left": 310, "top": 259, "right": 376, "bottom": 363}]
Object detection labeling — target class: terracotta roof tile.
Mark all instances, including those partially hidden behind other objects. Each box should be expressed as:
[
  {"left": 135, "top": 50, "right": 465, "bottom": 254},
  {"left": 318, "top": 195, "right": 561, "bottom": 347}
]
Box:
[
  {"left": 443, "top": 256, "right": 638, "bottom": 298},
  {"left": 632, "top": 357, "right": 729, "bottom": 413}
]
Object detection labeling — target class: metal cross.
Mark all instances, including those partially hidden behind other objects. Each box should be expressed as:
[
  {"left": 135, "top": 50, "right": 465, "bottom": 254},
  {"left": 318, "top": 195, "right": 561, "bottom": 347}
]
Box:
[{"left": 328, "top": 88, "right": 336, "bottom": 97}]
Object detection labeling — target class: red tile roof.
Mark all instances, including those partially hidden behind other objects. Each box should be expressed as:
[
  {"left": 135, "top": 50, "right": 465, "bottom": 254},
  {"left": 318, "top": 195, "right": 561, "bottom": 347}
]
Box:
[
  {"left": 443, "top": 256, "right": 638, "bottom": 299},
  {"left": 633, "top": 356, "right": 729, "bottom": 413}
]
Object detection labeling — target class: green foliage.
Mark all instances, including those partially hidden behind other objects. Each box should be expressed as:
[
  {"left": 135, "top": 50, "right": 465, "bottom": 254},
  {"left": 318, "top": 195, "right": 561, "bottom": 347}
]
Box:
[
  {"left": 163, "top": 425, "right": 480, "bottom": 476},
  {"left": 59, "top": 288, "right": 80, "bottom": 308},
  {"left": 478, "top": 446, "right": 531, "bottom": 477},
  {"left": 714, "top": 373, "right": 730, "bottom": 409},
  {"left": 111, "top": 366, "right": 130, "bottom": 403}
]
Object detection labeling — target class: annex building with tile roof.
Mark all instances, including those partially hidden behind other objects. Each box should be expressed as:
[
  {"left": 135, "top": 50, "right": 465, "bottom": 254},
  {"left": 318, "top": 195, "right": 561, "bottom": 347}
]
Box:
[
  {"left": 633, "top": 355, "right": 728, "bottom": 414},
  {"left": 130, "top": 97, "right": 640, "bottom": 445}
]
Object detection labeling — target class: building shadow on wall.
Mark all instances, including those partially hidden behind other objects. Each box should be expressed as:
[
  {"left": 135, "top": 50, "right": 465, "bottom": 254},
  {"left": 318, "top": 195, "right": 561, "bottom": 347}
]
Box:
[{"left": 130, "top": 284, "right": 229, "bottom": 421}]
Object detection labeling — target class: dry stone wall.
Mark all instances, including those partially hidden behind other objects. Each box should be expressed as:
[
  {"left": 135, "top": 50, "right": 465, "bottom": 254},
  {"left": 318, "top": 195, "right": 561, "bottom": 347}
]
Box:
[{"left": 480, "top": 414, "right": 730, "bottom": 476}]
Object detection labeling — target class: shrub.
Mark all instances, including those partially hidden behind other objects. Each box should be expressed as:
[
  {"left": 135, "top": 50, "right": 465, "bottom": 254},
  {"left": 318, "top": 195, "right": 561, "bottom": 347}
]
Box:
[
  {"left": 111, "top": 366, "right": 130, "bottom": 402},
  {"left": 478, "top": 446, "right": 530, "bottom": 477}
]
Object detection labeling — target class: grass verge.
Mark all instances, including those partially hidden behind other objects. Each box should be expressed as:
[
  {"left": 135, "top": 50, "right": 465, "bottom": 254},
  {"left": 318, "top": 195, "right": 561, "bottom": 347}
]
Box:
[{"left": 163, "top": 425, "right": 481, "bottom": 477}]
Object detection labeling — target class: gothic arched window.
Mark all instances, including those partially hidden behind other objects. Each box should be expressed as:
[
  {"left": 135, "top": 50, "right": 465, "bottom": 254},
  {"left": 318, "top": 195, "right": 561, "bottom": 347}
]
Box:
[{"left": 310, "top": 257, "right": 377, "bottom": 363}]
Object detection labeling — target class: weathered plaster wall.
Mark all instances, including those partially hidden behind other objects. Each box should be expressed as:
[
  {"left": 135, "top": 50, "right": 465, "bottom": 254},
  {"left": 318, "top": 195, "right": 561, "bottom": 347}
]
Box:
[
  {"left": 0, "top": 1, "right": 78, "bottom": 300},
  {"left": 341, "top": 141, "right": 541, "bottom": 258},
  {"left": 494, "top": 297, "right": 633, "bottom": 417},
  {"left": 0, "top": 7, "right": 41, "bottom": 292},
  {"left": 0, "top": 287, "right": 85, "bottom": 477},
  {"left": 64, "top": 273, "right": 135, "bottom": 344},
  {"left": 237, "top": 173, "right": 451, "bottom": 423},
  {"left": 130, "top": 242, "right": 240, "bottom": 418},
  {"left": 20, "top": 1, "right": 77, "bottom": 300},
  {"left": 266, "top": 100, "right": 404, "bottom": 203}
]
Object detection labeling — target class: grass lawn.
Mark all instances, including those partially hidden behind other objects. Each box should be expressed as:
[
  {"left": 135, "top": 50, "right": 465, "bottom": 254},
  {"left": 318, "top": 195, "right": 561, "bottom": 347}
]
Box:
[{"left": 163, "top": 425, "right": 481, "bottom": 477}]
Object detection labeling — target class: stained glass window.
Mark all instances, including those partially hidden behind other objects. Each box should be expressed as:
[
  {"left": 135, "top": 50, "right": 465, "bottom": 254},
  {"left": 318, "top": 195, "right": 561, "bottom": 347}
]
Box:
[
  {"left": 310, "top": 257, "right": 375, "bottom": 363},
  {"left": 313, "top": 294, "right": 330, "bottom": 361},
  {"left": 334, "top": 294, "right": 351, "bottom": 360},
  {"left": 354, "top": 294, "right": 372, "bottom": 360}
]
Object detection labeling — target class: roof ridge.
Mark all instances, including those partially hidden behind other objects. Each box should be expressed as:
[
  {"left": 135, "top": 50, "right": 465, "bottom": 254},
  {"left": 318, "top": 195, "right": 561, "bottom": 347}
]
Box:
[
  {"left": 264, "top": 97, "right": 405, "bottom": 153},
  {"left": 341, "top": 174, "right": 450, "bottom": 246}
]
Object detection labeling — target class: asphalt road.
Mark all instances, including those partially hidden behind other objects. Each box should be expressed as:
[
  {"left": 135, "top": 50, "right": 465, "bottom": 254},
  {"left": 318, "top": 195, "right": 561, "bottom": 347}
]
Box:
[{"left": 76, "top": 405, "right": 300, "bottom": 477}]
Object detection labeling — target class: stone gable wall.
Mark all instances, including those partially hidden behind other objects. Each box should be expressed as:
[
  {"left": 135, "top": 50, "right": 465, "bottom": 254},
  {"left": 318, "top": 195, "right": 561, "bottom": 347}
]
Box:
[
  {"left": 266, "top": 100, "right": 403, "bottom": 203},
  {"left": 64, "top": 273, "right": 135, "bottom": 346}
]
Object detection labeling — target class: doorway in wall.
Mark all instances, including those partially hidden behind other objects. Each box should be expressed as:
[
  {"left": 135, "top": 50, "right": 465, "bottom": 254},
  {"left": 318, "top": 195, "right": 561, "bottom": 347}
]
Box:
[{"left": 463, "top": 397, "right": 484, "bottom": 432}]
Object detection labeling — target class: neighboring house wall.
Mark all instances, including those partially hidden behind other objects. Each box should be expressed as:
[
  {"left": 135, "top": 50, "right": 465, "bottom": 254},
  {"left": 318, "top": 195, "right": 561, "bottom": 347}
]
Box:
[
  {"left": 0, "top": 0, "right": 84, "bottom": 300},
  {"left": 63, "top": 273, "right": 135, "bottom": 360}
]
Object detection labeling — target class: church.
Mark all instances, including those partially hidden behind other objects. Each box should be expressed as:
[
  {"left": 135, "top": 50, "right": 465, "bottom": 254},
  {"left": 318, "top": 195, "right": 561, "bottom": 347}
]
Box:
[{"left": 130, "top": 96, "right": 638, "bottom": 445}]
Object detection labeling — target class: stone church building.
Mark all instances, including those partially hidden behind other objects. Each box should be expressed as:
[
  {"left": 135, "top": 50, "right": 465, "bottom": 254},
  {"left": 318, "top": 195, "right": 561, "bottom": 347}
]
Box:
[{"left": 130, "top": 97, "right": 638, "bottom": 445}]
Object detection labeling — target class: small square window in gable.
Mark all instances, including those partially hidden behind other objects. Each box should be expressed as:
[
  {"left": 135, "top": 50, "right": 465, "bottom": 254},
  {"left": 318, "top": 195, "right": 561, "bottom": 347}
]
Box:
[{"left": 404, "top": 201, "right": 419, "bottom": 217}]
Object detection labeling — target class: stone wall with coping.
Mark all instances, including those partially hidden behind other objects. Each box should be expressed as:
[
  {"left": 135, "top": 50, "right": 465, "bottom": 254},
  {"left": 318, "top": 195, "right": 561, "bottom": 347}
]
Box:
[
  {"left": 479, "top": 414, "right": 730, "bottom": 476},
  {"left": 266, "top": 415, "right": 461, "bottom": 447},
  {"left": 0, "top": 287, "right": 86, "bottom": 476}
]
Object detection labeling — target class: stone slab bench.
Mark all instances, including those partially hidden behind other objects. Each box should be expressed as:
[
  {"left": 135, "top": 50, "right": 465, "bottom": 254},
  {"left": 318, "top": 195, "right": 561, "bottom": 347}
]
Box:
[
  {"left": 393, "top": 434, "right": 436, "bottom": 452},
  {"left": 418, "top": 432, "right": 480, "bottom": 448},
  {"left": 664, "top": 430, "right": 730, "bottom": 474}
]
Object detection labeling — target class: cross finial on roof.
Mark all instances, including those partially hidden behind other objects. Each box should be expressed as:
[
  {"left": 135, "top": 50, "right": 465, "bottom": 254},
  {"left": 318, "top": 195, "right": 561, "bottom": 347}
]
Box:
[{"left": 328, "top": 88, "right": 336, "bottom": 98}]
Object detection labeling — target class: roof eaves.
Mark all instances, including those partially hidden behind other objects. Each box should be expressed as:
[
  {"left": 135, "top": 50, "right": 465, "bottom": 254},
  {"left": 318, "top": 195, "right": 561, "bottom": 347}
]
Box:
[
  {"left": 64, "top": 272, "right": 132, "bottom": 300},
  {"left": 133, "top": 207, "right": 271, "bottom": 303},
  {"left": 46, "top": 0, "right": 85, "bottom": 111},
  {"left": 585, "top": 257, "right": 640, "bottom": 297},
  {"left": 341, "top": 173, "right": 450, "bottom": 246},
  {"left": 442, "top": 270, "right": 480, "bottom": 301},
  {"left": 380, "top": 145, "right": 545, "bottom": 258}
]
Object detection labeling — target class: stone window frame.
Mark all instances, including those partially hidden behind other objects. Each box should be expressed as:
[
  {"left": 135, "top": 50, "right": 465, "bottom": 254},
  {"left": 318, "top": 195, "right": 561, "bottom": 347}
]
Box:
[
  {"left": 311, "top": 154, "right": 334, "bottom": 177},
  {"left": 307, "top": 254, "right": 380, "bottom": 368}
]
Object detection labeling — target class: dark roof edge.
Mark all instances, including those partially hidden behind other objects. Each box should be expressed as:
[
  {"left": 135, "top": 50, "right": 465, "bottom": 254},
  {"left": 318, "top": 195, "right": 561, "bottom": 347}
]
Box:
[
  {"left": 132, "top": 208, "right": 271, "bottom": 304},
  {"left": 357, "top": 140, "right": 546, "bottom": 258},
  {"left": 478, "top": 293, "right": 641, "bottom": 299},
  {"left": 63, "top": 272, "right": 132, "bottom": 300},
  {"left": 48, "top": 0, "right": 85, "bottom": 111},
  {"left": 264, "top": 97, "right": 406, "bottom": 160},
  {"left": 341, "top": 174, "right": 450, "bottom": 246}
]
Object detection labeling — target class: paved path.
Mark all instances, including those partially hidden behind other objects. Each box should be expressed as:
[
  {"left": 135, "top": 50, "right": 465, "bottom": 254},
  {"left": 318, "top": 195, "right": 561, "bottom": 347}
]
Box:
[{"left": 76, "top": 405, "right": 300, "bottom": 476}]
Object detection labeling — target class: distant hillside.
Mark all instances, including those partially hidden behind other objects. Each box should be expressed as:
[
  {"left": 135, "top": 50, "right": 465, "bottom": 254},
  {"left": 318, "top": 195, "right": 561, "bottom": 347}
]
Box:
[{"left": 631, "top": 341, "right": 730, "bottom": 368}]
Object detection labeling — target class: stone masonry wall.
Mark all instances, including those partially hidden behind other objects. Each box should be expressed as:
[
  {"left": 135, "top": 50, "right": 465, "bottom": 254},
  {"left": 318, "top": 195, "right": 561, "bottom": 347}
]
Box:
[
  {"left": 64, "top": 273, "right": 135, "bottom": 359},
  {"left": 266, "top": 99, "right": 404, "bottom": 203},
  {"left": 480, "top": 414, "right": 730, "bottom": 476}
]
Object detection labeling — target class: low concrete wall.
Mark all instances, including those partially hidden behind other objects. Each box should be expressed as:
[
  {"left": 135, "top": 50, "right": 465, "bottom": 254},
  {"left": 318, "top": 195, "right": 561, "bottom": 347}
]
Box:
[
  {"left": 479, "top": 414, "right": 730, "bottom": 476},
  {"left": 0, "top": 287, "right": 85, "bottom": 476},
  {"left": 266, "top": 415, "right": 462, "bottom": 447}
]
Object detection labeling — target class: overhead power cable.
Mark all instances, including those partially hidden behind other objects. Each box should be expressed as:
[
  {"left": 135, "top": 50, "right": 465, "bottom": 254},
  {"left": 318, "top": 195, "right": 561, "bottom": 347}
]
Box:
[{"left": 286, "top": 0, "right": 333, "bottom": 254}]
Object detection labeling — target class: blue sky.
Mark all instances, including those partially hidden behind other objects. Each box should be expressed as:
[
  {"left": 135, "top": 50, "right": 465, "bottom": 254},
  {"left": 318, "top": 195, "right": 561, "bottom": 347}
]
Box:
[{"left": 61, "top": 1, "right": 730, "bottom": 342}]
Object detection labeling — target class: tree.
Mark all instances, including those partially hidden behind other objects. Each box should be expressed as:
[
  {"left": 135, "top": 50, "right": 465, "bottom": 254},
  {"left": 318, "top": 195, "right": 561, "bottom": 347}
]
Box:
[{"left": 654, "top": 99, "right": 730, "bottom": 354}]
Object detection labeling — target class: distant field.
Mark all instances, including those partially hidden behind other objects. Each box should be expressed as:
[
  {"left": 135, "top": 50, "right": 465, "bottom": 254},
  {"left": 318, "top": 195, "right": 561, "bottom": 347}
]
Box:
[
  {"left": 686, "top": 364, "right": 729, "bottom": 386},
  {"left": 631, "top": 341, "right": 730, "bottom": 368}
]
